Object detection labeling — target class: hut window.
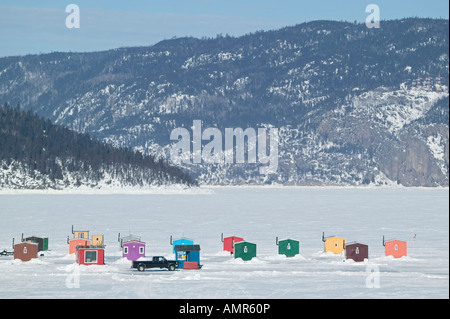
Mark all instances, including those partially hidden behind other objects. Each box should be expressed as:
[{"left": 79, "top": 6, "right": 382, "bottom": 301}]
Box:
[
  {"left": 124, "top": 247, "right": 128, "bottom": 254},
  {"left": 244, "top": 246, "right": 248, "bottom": 253},
  {"left": 334, "top": 241, "right": 338, "bottom": 247},
  {"left": 395, "top": 244, "right": 398, "bottom": 250},
  {"left": 139, "top": 247, "right": 144, "bottom": 254},
  {"left": 85, "top": 250, "right": 97, "bottom": 263},
  {"left": 287, "top": 243, "right": 291, "bottom": 250},
  {"left": 23, "top": 247, "right": 27, "bottom": 254},
  {"left": 356, "top": 247, "right": 360, "bottom": 254}
]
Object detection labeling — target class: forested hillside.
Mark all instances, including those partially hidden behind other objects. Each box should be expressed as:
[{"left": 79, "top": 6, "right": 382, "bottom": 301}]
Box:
[{"left": 0, "top": 103, "right": 197, "bottom": 189}]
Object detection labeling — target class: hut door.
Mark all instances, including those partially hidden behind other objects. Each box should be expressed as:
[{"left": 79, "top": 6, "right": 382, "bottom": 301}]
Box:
[
  {"left": 356, "top": 247, "right": 360, "bottom": 255},
  {"left": 23, "top": 247, "right": 27, "bottom": 254},
  {"left": 177, "top": 251, "right": 186, "bottom": 261},
  {"left": 287, "top": 243, "right": 291, "bottom": 250},
  {"left": 244, "top": 246, "right": 248, "bottom": 253},
  {"left": 395, "top": 244, "right": 398, "bottom": 250}
]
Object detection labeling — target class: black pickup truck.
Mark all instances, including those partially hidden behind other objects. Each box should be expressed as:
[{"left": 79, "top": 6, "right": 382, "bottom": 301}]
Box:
[
  {"left": 0, "top": 249, "right": 14, "bottom": 256},
  {"left": 132, "top": 256, "right": 179, "bottom": 271}
]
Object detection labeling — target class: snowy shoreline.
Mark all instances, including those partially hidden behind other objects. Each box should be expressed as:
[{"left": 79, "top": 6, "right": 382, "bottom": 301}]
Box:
[
  {"left": 0, "top": 183, "right": 447, "bottom": 195},
  {"left": 0, "top": 186, "right": 213, "bottom": 195}
]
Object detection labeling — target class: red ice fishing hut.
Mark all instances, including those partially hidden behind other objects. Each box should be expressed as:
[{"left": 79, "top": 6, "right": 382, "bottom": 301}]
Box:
[
  {"left": 221, "top": 233, "right": 244, "bottom": 254},
  {"left": 13, "top": 241, "right": 38, "bottom": 262},
  {"left": 76, "top": 245, "right": 105, "bottom": 265}
]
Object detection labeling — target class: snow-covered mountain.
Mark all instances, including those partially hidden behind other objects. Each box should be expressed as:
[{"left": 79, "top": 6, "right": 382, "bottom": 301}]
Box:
[{"left": 0, "top": 18, "right": 448, "bottom": 187}]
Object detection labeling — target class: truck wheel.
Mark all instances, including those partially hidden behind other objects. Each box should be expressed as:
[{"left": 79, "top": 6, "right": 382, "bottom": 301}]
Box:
[
  {"left": 137, "top": 264, "right": 146, "bottom": 272},
  {"left": 168, "top": 264, "right": 176, "bottom": 271}
]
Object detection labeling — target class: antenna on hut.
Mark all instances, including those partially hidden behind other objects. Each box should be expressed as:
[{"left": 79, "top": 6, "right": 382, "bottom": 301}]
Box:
[
  {"left": 322, "top": 232, "right": 326, "bottom": 242},
  {"left": 382, "top": 235, "right": 386, "bottom": 246},
  {"left": 170, "top": 235, "right": 173, "bottom": 246},
  {"left": 118, "top": 233, "right": 122, "bottom": 247},
  {"left": 66, "top": 236, "right": 69, "bottom": 244},
  {"left": 12, "top": 238, "right": 14, "bottom": 249},
  {"left": 21, "top": 233, "right": 24, "bottom": 242},
  {"left": 276, "top": 237, "right": 279, "bottom": 246},
  {"left": 221, "top": 233, "right": 224, "bottom": 243},
  {"left": 71, "top": 225, "right": 74, "bottom": 235}
]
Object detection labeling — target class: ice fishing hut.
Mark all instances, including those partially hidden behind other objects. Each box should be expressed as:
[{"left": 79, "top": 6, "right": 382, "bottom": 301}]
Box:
[
  {"left": 276, "top": 237, "right": 300, "bottom": 258},
  {"left": 13, "top": 240, "right": 38, "bottom": 262},
  {"left": 118, "top": 233, "right": 141, "bottom": 247},
  {"left": 221, "top": 233, "right": 244, "bottom": 254},
  {"left": 174, "top": 244, "right": 201, "bottom": 269},
  {"left": 234, "top": 241, "right": 257, "bottom": 261},
  {"left": 68, "top": 225, "right": 91, "bottom": 254},
  {"left": 22, "top": 234, "right": 48, "bottom": 252},
  {"left": 383, "top": 236, "right": 407, "bottom": 258},
  {"left": 92, "top": 235, "right": 104, "bottom": 247},
  {"left": 122, "top": 240, "right": 146, "bottom": 261},
  {"left": 68, "top": 238, "right": 91, "bottom": 255},
  {"left": 72, "top": 225, "right": 89, "bottom": 240},
  {"left": 322, "top": 232, "right": 346, "bottom": 254},
  {"left": 170, "top": 236, "right": 194, "bottom": 254},
  {"left": 76, "top": 245, "right": 105, "bottom": 265},
  {"left": 345, "top": 242, "right": 369, "bottom": 262}
]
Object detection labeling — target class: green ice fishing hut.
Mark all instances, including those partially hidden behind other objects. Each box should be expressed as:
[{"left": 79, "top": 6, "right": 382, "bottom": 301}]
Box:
[
  {"left": 234, "top": 241, "right": 257, "bottom": 261},
  {"left": 276, "top": 237, "right": 299, "bottom": 257}
]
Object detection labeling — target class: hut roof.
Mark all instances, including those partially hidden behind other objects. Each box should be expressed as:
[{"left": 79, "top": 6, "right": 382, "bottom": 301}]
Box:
[
  {"left": 173, "top": 237, "right": 194, "bottom": 242},
  {"left": 234, "top": 241, "right": 256, "bottom": 246},
  {"left": 385, "top": 238, "right": 406, "bottom": 243},
  {"left": 174, "top": 244, "right": 200, "bottom": 252},
  {"left": 15, "top": 241, "right": 38, "bottom": 246},
  {"left": 120, "top": 234, "right": 141, "bottom": 241},
  {"left": 278, "top": 238, "right": 298, "bottom": 242},
  {"left": 345, "top": 241, "right": 368, "bottom": 246},
  {"left": 77, "top": 245, "right": 105, "bottom": 249},
  {"left": 25, "top": 235, "right": 46, "bottom": 239},
  {"left": 122, "top": 240, "right": 146, "bottom": 245}
]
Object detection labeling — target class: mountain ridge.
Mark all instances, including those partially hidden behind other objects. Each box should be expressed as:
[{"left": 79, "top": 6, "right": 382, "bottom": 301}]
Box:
[{"left": 0, "top": 18, "right": 448, "bottom": 187}]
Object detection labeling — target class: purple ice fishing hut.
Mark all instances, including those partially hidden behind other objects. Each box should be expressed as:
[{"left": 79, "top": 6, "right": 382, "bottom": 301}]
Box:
[{"left": 122, "top": 240, "right": 146, "bottom": 261}]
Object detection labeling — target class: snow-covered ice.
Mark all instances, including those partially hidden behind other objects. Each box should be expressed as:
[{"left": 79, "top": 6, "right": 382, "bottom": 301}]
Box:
[{"left": 0, "top": 186, "right": 448, "bottom": 299}]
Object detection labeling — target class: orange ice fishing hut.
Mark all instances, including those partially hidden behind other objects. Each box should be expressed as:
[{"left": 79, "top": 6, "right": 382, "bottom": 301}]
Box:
[
  {"left": 383, "top": 236, "right": 407, "bottom": 258},
  {"left": 68, "top": 225, "right": 91, "bottom": 254}
]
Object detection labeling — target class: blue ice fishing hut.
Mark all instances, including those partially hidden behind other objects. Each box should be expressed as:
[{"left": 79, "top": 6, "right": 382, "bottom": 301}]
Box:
[
  {"left": 170, "top": 235, "right": 194, "bottom": 254},
  {"left": 174, "top": 244, "right": 201, "bottom": 269}
]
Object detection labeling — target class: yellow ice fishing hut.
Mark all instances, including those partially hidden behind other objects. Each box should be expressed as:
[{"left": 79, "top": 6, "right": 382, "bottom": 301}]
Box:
[
  {"left": 92, "top": 235, "right": 104, "bottom": 247},
  {"left": 322, "top": 232, "right": 346, "bottom": 254},
  {"left": 72, "top": 225, "right": 89, "bottom": 240}
]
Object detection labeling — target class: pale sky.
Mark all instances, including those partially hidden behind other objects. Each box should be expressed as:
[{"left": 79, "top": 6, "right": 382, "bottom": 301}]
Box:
[{"left": 0, "top": 0, "right": 448, "bottom": 57}]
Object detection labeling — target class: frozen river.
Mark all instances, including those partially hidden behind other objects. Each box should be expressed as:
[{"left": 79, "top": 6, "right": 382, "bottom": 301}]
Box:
[{"left": 0, "top": 186, "right": 448, "bottom": 299}]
